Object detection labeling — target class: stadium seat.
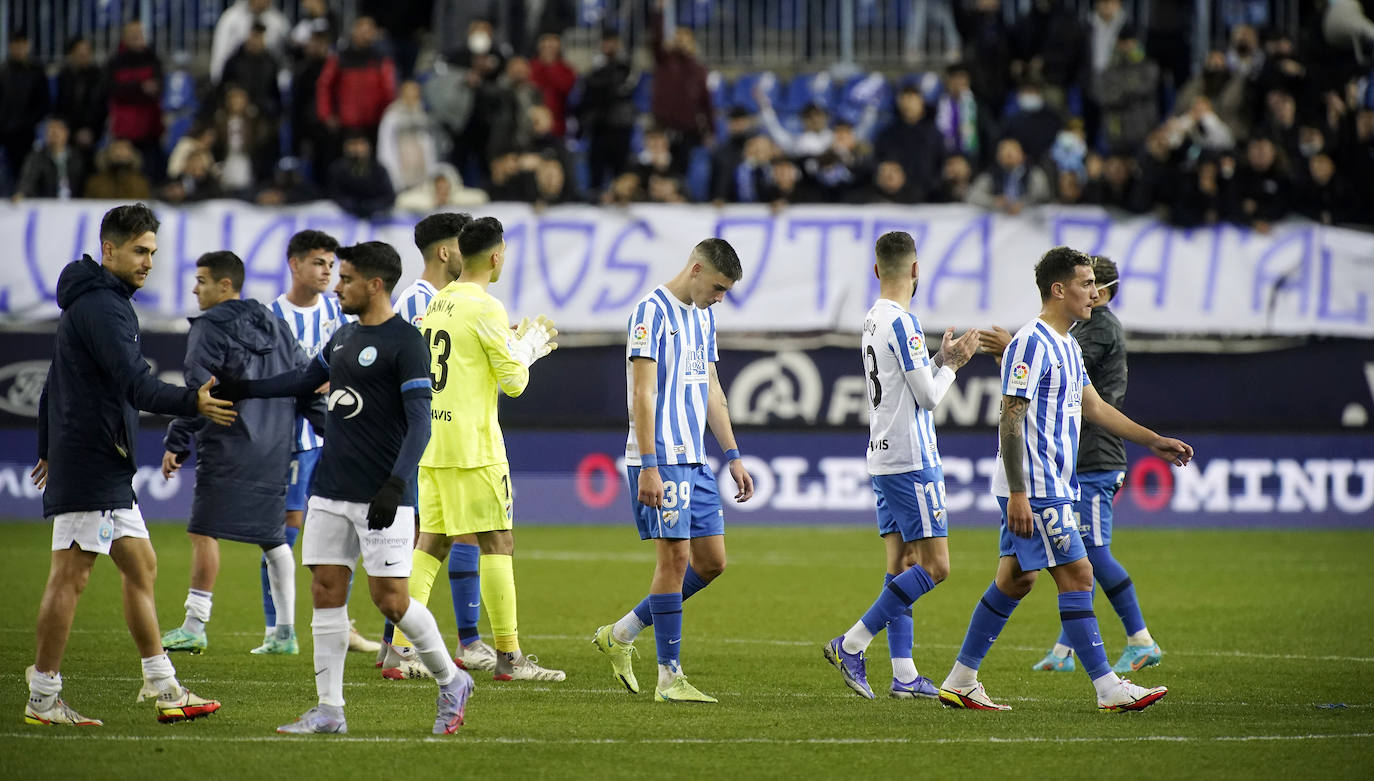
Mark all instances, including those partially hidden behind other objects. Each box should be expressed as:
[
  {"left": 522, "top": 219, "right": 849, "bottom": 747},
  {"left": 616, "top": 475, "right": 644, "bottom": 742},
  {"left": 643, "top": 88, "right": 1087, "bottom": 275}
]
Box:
[
  {"left": 163, "top": 68, "right": 197, "bottom": 114},
  {"left": 685, "top": 145, "right": 712, "bottom": 202},
  {"left": 731, "top": 71, "right": 780, "bottom": 113},
  {"left": 782, "top": 72, "right": 835, "bottom": 114},
  {"left": 834, "top": 71, "right": 891, "bottom": 126},
  {"left": 632, "top": 72, "right": 653, "bottom": 115}
]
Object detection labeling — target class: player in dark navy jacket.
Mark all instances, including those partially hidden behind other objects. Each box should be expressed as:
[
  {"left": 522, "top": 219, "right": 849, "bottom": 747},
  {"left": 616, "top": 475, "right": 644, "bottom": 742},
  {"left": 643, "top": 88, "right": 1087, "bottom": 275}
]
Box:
[
  {"left": 27, "top": 203, "right": 234, "bottom": 727},
  {"left": 159, "top": 251, "right": 322, "bottom": 657},
  {"left": 216, "top": 241, "right": 474, "bottom": 736}
]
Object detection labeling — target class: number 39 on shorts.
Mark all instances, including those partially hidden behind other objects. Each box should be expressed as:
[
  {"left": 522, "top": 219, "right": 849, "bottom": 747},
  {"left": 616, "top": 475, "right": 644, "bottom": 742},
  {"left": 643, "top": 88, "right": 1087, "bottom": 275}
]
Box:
[{"left": 663, "top": 480, "right": 691, "bottom": 509}]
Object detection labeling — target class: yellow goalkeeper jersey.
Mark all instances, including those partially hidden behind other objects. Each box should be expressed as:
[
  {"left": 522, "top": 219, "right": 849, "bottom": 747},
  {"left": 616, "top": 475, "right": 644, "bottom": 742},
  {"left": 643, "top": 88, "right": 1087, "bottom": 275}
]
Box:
[{"left": 419, "top": 281, "right": 529, "bottom": 469}]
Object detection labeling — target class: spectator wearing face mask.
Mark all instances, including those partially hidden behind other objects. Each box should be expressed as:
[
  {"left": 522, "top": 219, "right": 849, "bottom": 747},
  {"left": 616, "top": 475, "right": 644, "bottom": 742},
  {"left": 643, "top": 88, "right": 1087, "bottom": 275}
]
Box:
[
  {"left": 1093, "top": 24, "right": 1159, "bottom": 153},
  {"left": 1000, "top": 78, "right": 1063, "bottom": 165},
  {"left": 1297, "top": 152, "right": 1349, "bottom": 226}
]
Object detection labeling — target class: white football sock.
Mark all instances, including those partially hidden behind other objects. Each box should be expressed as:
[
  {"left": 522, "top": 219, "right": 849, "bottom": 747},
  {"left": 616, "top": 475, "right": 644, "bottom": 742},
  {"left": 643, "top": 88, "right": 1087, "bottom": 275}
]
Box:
[
  {"left": 396, "top": 599, "right": 458, "bottom": 687},
  {"left": 263, "top": 544, "right": 295, "bottom": 633},
  {"left": 311, "top": 606, "right": 349, "bottom": 708},
  {"left": 183, "top": 589, "right": 212, "bottom": 634},
  {"left": 892, "top": 657, "right": 918, "bottom": 682},
  {"left": 841, "top": 621, "right": 874, "bottom": 655},
  {"left": 1126, "top": 628, "right": 1155, "bottom": 647},
  {"left": 657, "top": 661, "right": 681, "bottom": 690},
  {"left": 1092, "top": 671, "right": 1123, "bottom": 699},
  {"left": 942, "top": 660, "right": 979, "bottom": 690},
  {"left": 612, "top": 611, "right": 647, "bottom": 644},
  {"left": 28, "top": 668, "right": 61, "bottom": 710},
  {"left": 141, "top": 653, "right": 179, "bottom": 695},
  {"left": 1052, "top": 642, "right": 1073, "bottom": 659}
]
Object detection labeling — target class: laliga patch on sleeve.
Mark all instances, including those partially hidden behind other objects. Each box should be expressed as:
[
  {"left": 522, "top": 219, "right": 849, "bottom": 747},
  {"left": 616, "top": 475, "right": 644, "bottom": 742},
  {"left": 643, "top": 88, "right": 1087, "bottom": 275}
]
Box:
[
  {"left": 906, "top": 332, "right": 924, "bottom": 363},
  {"left": 630, "top": 322, "right": 650, "bottom": 350},
  {"left": 410, "top": 313, "right": 424, "bottom": 328},
  {"left": 1008, "top": 361, "right": 1031, "bottom": 389}
]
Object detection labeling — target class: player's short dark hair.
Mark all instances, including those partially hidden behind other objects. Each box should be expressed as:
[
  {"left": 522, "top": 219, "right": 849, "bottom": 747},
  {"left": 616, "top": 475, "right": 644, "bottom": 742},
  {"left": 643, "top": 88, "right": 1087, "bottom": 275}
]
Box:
[
  {"left": 458, "top": 216, "right": 504, "bottom": 260},
  {"left": 1091, "top": 255, "right": 1119, "bottom": 300},
  {"left": 99, "top": 203, "right": 159, "bottom": 247},
  {"left": 414, "top": 212, "right": 472, "bottom": 256},
  {"left": 874, "top": 231, "right": 916, "bottom": 275},
  {"left": 196, "top": 250, "right": 244, "bottom": 292},
  {"left": 692, "top": 238, "right": 742, "bottom": 281},
  {"left": 336, "top": 241, "right": 403, "bottom": 293},
  {"left": 1034, "top": 246, "right": 1094, "bottom": 300},
  {"left": 287, "top": 229, "right": 339, "bottom": 260}
]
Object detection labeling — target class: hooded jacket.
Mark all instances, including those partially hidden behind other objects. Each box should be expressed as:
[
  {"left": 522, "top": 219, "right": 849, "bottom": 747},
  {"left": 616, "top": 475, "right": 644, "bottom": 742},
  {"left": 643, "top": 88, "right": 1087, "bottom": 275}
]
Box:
[
  {"left": 164, "top": 298, "right": 315, "bottom": 541},
  {"left": 38, "top": 256, "right": 199, "bottom": 517}
]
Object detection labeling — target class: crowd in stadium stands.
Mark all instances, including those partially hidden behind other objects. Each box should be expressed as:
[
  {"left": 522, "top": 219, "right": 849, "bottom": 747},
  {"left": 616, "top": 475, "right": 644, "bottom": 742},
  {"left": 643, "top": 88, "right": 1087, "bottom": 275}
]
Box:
[{"left": 1, "top": 0, "right": 1371, "bottom": 230}]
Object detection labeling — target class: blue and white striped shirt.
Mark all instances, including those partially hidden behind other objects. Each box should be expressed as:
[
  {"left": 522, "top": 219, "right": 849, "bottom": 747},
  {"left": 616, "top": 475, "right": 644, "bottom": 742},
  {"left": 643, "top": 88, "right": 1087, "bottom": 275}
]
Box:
[
  {"left": 271, "top": 294, "right": 348, "bottom": 452},
  {"left": 862, "top": 301, "right": 947, "bottom": 474},
  {"left": 624, "top": 286, "right": 718, "bottom": 466},
  {"left": 393, "top": 279, "right": 439, "bottom": 330},
  {"left": 992, "top": 318, "right": 1091, "bottom": 500}
]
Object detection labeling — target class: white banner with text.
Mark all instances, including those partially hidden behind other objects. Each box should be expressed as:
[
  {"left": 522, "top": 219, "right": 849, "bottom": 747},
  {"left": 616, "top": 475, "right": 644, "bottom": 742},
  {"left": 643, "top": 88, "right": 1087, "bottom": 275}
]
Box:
[{"left": 2, "top": 200, "right": 1370, "bottom": 336}]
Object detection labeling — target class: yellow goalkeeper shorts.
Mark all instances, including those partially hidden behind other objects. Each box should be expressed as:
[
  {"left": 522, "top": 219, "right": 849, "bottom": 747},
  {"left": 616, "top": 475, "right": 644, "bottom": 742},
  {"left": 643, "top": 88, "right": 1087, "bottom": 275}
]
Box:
[{"left": 418, "top": 464, "right": 514, "bottom": 536}]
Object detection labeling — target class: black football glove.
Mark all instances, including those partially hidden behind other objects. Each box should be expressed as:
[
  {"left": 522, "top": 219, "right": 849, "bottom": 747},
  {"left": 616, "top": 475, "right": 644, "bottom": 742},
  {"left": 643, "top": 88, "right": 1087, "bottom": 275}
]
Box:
[
  {"left": 211, "top": 377, "right": 249, "bottom": 402},
  {"left": 366, "top": 476, "right": 407, "bottom": 530}
]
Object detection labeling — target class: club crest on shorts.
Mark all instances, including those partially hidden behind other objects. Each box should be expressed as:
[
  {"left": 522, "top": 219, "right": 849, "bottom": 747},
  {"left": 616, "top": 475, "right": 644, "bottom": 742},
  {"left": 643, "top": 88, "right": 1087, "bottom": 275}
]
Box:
[
  {"left": 98, "top": 517, "right": 114, "bottom": 542},
  {"left": 661, "top": 509, "right": 679, "bottom": 527},
  {"left": 358, "top": 346, "right": 378, "bottom": 367}
]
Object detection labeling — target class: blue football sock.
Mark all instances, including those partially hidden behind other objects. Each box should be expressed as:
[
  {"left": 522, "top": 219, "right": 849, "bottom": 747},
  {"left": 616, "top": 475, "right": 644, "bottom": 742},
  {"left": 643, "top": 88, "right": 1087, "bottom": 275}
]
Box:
[
  {"left": 633, "top": 565, "right": 710, "bottom": 627},
  {"left": 1088, "top": 546, "right": 1147, "bottom": 636},
  {"left": 648, "top": 593, "right": 683, "bottom": 666},
  {"left": 883, "top": 573, "right": 915, "bottom": 662},
  {"left": 861, "top": 564, "right": 935, "bottom": 635},
  {"left": 955, "top": 583, "right": 1021, "bottom": 670},
  {"left": 1055, "top": 582, "right": 1095, "bottom": 650},
  {"left": 261, "top": 525, "right": 300, "bottom": 628},
  {"left": 449, "top": 543, "right": 482, "bottom": 645},
  {"left": 1059, "top": 590, "right": 1111, "bottom": 679}
]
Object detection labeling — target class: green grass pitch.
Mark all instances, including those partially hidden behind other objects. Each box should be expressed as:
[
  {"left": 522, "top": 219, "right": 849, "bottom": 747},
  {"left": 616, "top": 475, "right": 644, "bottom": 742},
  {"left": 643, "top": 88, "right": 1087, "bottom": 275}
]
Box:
[{"left": 0, "top": 522, "right": 1371, "bottom": 779}]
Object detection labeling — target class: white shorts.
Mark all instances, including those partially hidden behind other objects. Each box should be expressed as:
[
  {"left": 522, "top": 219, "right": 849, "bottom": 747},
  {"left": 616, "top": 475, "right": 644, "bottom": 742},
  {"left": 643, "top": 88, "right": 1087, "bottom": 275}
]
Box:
[
  {"left": 302, "top": 496, "right": 414, "bottom": 578},
  {"left": 50, "top": 505, "right": 149, "bottom": 555}
]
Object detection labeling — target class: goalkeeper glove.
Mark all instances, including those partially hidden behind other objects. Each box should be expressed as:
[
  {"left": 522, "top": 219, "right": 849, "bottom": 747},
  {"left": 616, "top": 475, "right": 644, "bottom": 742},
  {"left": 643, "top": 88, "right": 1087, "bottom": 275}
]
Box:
[
  {"left": 366, "top": 476, "right": 407, "bottom": 530},
  {"left": 510, "top": 315, "right": 558, "bottom": 367}
]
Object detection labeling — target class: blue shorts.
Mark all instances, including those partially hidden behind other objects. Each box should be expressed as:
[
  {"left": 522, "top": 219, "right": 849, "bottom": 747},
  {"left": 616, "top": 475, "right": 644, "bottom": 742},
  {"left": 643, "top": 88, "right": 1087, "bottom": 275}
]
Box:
[
  {"left": 1075, "top": 470, "right": 1125, "bottom": 548},
  {"left": 997, "top": 496, "right": 1087, "bottom": 571},
  {"left": 627, "top": 464, "right": 724, "bottom": 541},
  {"left": 873, "top": 466, "right": 949, "bottom": 542},
  {"left": 286, "top": 449, "right": 321, "bottom": 513}
]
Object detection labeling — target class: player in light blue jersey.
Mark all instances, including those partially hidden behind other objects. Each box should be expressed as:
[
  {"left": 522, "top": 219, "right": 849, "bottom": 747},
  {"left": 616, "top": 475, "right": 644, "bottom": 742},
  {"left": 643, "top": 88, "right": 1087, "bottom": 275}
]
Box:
[
  {"left": 938, "top": 247, "right": 1193, "bottom": 713},
  {"left": 254, "top": 230, "right": 376, "bottom": 656},
  {"left": 822, "top": 232, "right": 979, "bottom": 700},
  {"left": 592, "top": 239, "right": 755, "bottom": 704}
]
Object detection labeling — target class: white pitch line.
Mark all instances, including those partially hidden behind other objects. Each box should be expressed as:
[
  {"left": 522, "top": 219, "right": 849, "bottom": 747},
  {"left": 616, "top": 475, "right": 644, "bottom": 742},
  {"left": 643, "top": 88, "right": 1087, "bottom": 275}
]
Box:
[
  {"left": 0, "top": 732, "right": 1370, "bottom": 747},
  {"left": 4, "top": 629, "right": 1371, "bottom": 664}
]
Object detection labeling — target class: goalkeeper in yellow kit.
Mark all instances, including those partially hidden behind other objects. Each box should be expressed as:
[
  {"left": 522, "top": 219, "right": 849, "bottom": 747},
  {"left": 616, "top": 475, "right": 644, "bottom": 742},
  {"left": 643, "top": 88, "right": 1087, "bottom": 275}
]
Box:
[{"left": 383, "top": 215, "right": 566, "bottom": 682}]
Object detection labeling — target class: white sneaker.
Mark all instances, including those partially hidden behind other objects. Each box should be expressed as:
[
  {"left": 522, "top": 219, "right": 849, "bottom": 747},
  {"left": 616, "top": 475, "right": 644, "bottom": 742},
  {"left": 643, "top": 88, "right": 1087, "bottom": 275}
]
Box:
[
  {"left": 1098, "top": 679, "right": 1169, "bottom": 712},
  {"left": 493, "top": 651, "right": 566, "bottom": 682},
  {"left": 347, "top": 621, "right": 381, "bottom": 654},
  {"left": 380, "top": 644, "right": 433, "bottom": 680},
  {"left": 455, "top": 639, "right": 498, "bottom": 672},
  {"left": 938, "top": 681, "right": 1012, "bottom": 711}
]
